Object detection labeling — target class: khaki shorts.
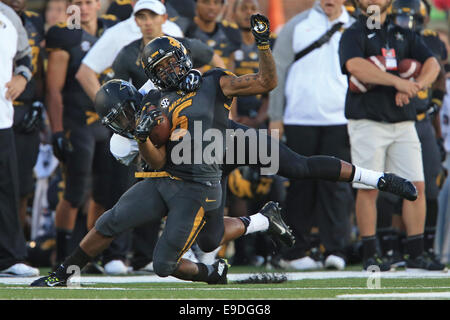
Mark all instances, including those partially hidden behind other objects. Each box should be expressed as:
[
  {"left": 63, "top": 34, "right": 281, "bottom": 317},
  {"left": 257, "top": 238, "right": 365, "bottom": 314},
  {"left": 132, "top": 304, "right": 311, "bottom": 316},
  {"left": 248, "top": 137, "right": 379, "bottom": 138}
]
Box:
[{"left": 347, "top": 119, "right": 424, "bottom": 189}]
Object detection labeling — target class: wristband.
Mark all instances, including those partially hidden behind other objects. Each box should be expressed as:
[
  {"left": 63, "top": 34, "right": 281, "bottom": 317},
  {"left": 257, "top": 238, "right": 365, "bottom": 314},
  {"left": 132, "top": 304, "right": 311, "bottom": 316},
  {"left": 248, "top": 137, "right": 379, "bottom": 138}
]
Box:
[{"left": 257, "top": 44, "right": 270, "bottom": 51}]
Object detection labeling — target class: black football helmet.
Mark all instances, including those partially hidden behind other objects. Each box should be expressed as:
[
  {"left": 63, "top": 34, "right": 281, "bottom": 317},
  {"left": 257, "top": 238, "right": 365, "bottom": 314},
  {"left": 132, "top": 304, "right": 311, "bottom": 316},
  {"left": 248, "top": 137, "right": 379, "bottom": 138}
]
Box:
[
  {"left": 94, "top": 79, "right": 142, "bottom": 139},
  {"left": 390, "top": 0, "right": 422, "bottom": 30},
  {"left": 141, "top": 36, "right": 193, "bottom": 90}
]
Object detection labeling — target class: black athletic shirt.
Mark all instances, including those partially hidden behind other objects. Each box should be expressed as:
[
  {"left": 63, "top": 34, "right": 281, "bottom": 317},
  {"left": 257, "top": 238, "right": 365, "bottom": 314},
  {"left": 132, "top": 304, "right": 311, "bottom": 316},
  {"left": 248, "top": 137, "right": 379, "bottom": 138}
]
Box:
[
  {"left": 112, "top": 37, "right": 214, "bottom": 89},
  {"left": 46, "top": 16, "right": 118, "bottom": 126},
  {"left": 106, "top": 0, "right": 132, "bottom": 21},
  {"left": 339, "top": 15, "right": 434, "bottom": 123},
  {"left": 141, "top": 68, "right": 233, "bottom": 183},
  {"left": 185, "top": 20, "right": 242, "bottom": 71}
]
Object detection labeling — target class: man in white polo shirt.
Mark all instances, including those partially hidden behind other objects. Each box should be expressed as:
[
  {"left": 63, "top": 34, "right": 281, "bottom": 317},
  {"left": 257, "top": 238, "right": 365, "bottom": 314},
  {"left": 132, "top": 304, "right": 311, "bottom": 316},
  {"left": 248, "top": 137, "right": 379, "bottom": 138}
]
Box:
[
  {"left": 75, "top": 0, "right": 183, "bottom": 103},
  {"left": 268, "top": 0, "right": 355, "bottom": 271},
  {"left": 0, "top": 3, "right": 39, "bottom": 277}
]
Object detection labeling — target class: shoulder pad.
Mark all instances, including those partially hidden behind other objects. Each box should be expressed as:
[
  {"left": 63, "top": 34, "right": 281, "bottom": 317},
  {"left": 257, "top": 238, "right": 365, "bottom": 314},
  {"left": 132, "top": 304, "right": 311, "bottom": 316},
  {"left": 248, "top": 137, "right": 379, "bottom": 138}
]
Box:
[
  {"left": 100, "top": 14, "right": 118, "bottom": 22},
  {"left": 221, "top": 19, "right": 239, "bottom": 29},
  {"left": 345, "top": 5, "right": 356, "bottom": 14},
  {"left": 422, "top": 29, "right": 437, "bottom": 37},
  {"left": 23, "top": 10, "right": 44, "bottom": 32},
  {"left": 54, "top": 21, "right": 68, "bottom": 29},
  {"left": 24, "top": 10, "right": 39, "bottom": 18},
  {"left": 114, "top": 0, "right": 132, "bottom": 5},
  {"left": 100, "top": 15, "right": 119, "bottom": 28},
  {"left": 46, "top": 23, "right": 80, "bottom": 51},
  {"left": 219, "top": 21, "right": 242, "bottom": 45}
]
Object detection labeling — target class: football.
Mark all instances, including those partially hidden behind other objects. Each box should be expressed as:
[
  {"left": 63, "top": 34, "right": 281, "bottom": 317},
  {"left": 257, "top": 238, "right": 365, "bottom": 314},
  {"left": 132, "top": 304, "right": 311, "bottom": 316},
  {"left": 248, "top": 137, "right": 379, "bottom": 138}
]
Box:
[
  {"left": 147, "top": 106, "right": 171, "bottom": 148},
  {"left": 349, "top": 55, "right": 386, "bottom": 93},
  {"left": 398, "top": 59, "right": 422, "bottom": 80}
]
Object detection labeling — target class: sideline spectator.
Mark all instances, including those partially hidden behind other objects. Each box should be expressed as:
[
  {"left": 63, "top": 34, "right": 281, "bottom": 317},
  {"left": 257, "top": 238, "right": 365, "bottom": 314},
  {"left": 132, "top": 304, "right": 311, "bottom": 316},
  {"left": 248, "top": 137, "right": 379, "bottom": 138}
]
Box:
[
  {"left": 339, "top": 0, "right": 444, "bottom": 271},
  {"left": 0, "top": 1, "right": 39, "bottom": 277},
  {"left": 184, "top": 0, "right": 239, "bottom": 71},
  {"left": 2, "top": 0, "right": 46, "bottom": 240},
  {"left": 268, "top": 0, "right": 355, "bottom": 271},
  {"left": 75, "top": 0, "right": 183, "bottom": 103}
]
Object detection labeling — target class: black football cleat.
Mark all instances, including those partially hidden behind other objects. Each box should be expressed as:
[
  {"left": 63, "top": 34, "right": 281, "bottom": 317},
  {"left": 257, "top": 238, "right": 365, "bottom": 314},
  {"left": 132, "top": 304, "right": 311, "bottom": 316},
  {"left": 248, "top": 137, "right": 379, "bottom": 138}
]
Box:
[
  {"left": 363, "top": 254, "right": 393, "bottom": 272},
  {"left": 207, "top": 259, "right": 229, "bottom": 285},
  {"left": 377, "top": 173, "right": 418, "bottom": 201},
  {"left": 260, "top": 201, "right": 296, "bottom": 247},
  {"left": 405, "top": 254, "right": 448, "bottom": 272},
  {"left": 30, "top": 272, "right": 67, "bottom": 287}
]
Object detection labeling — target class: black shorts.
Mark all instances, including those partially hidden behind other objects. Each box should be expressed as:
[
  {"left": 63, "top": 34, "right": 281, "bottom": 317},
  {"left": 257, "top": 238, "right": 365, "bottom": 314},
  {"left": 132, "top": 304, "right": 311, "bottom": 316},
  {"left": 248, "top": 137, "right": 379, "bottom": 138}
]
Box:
[
  {"left": 62, "top": 121, "right": 112, "bottom": 208},
  {"left": 95, "top": 176, "right": 222, "bottom": 277}
]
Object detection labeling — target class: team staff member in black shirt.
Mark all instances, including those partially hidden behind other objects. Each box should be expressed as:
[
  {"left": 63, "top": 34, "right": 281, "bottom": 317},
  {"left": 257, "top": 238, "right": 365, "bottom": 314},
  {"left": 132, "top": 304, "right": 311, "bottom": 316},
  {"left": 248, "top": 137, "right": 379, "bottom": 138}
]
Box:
[
  {"left": 339, "top": 0, "right": 443, "bottom": 271},
  {"left": 376, "top": 0, "right": 448, "bottom": 268}
]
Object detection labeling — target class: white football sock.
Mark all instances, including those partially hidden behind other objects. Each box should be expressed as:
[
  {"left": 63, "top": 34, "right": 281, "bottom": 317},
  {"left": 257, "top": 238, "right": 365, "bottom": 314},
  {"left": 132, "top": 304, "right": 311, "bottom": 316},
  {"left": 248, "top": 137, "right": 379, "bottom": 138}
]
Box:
[
  {"left": 353, "top": 166, "right": 384, "bottom": 188},
  {"left": 245, "top": 213, "right": 269, "bottom": 235}
]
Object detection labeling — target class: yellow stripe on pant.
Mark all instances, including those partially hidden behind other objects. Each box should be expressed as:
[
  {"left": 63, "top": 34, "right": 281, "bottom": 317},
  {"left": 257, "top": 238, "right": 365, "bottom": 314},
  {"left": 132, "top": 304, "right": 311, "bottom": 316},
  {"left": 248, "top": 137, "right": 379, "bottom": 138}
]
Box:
[{"left": 177, "top": 206, "right": 206, "bottom": 262}]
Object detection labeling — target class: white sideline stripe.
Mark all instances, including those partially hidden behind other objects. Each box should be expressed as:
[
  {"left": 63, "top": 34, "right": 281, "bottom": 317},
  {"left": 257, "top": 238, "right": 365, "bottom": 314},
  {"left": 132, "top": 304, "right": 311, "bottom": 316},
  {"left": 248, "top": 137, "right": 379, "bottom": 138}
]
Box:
[
  {"left": 6, "top": 286, "right": 449, "bottom": 291},
  {"left": 1, "top": 270, "right": 449, "bottom": 285},
  {"left": 338, "top": 292, "right": 450, "bottom": 299}
]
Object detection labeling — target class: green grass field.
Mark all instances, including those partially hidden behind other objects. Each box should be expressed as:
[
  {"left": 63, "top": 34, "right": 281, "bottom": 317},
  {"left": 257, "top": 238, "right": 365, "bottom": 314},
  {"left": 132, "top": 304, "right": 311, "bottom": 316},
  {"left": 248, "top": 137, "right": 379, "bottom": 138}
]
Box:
[{"left": 1, "top": 265, "right": 449, "bottom": 300}]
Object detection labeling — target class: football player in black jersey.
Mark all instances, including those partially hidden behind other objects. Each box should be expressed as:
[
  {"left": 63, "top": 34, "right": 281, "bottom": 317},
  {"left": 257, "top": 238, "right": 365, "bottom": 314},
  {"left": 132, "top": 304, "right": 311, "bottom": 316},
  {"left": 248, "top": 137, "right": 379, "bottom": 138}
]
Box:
[
  {"left": 111, "top": 2, "right": 220, "bottom": 273},
  {"left": 32, "top": 14, "right": 294, "bottom": 286},
  {"left": 185, "top": 0, "right": 240, "bottom": 71},
  {"left": 32, "top": 14, "right": 420, "bottom": 287},
  {"left": 2, "top": 0, "right": 45, "bottom": 234},
  {"left": 45, "top": 0, "right": 121, "bottom": 268}
]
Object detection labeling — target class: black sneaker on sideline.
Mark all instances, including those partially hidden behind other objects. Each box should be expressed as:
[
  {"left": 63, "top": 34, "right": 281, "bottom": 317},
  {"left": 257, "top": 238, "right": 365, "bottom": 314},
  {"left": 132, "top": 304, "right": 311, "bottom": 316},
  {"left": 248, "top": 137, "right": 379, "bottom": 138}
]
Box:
[
  {"left": 363, "top": 254, "right": 393, "bottom": 272},
  {"left": 405, "top": 254, "right": 448, "bottom": 272},
  {"left": 207, "top": 259, "right": 229, "bottom": 285},
  {"left": 383, "top": 250, "right": 405, "bottom": 268},
  {"left": 377, "top": 173, "right": 418, "bottom": 201},
  {"left": 260, "top": 201, "right": 295, "bottom": 247},
  {"left": 30, "top": 272, "right": 67, "bottom": 287}
]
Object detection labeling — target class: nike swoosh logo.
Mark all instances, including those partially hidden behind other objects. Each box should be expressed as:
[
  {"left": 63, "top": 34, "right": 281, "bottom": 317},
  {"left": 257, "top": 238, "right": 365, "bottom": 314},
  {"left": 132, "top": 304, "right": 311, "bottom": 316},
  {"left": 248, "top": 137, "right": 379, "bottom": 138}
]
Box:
[
  {"left": 205, "top": 198, "right": 216, "bottom": 202},
  {"left": 368, "top": 33, "right": 376, "bottom": 39}
]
